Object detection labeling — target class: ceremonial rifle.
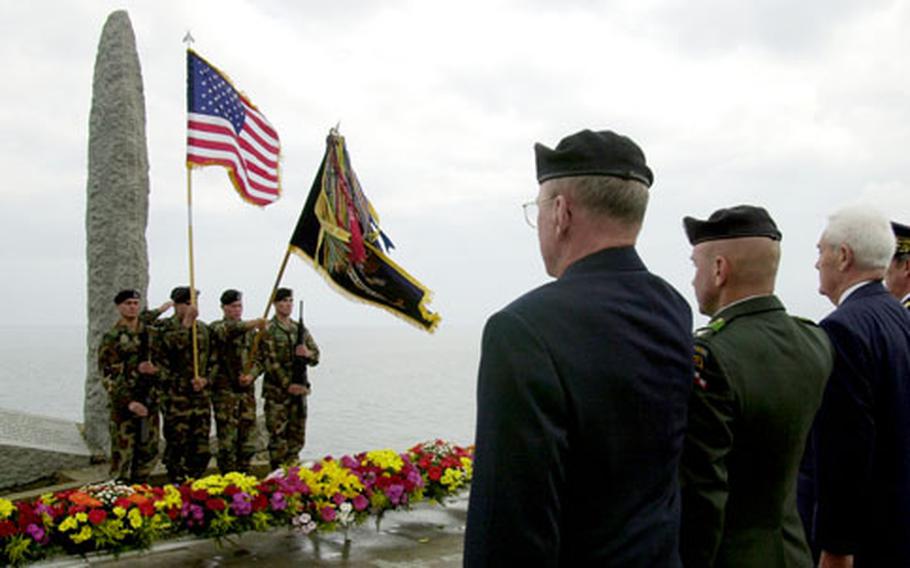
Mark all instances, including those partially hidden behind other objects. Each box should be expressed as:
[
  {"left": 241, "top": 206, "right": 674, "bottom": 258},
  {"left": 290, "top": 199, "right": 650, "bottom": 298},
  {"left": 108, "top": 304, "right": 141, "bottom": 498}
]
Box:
[
  {"left": 135, "top": 327, "right": 152, "bottom": 447},
  {"left": 291, "top": 301, "right": 309, "bottom": 411}
]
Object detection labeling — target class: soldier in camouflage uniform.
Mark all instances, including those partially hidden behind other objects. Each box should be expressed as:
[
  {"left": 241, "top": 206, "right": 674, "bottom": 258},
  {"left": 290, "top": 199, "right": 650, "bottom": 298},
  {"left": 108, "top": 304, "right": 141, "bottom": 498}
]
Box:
[
  {"left": 158, "top": 286, "right": 212, "bottom": 483},
  {"left": 97, "top": 289, "right": 172, "bottom": 483},
  {"left": 208, "top": 289, "right": 266, "bottom": 474},
  {"left": 261, "top": 287, "right": 320, "bottom": 470}
]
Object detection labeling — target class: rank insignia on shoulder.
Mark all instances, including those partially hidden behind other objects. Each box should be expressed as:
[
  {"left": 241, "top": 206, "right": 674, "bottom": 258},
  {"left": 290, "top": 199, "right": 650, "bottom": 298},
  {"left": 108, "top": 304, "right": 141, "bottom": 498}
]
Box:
[
  {"left": 694, "top": 371, "right": 708, "bottom": 391},
  {"left": 708, "top": 317, "right": 725, "bottom": 332}
]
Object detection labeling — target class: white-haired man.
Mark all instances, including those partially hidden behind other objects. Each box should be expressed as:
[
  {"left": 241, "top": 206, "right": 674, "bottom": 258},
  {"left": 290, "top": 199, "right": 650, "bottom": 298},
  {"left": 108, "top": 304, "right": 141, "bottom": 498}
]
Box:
[{"left": 800, "top": 205, "right": 910, "bottom": 567}]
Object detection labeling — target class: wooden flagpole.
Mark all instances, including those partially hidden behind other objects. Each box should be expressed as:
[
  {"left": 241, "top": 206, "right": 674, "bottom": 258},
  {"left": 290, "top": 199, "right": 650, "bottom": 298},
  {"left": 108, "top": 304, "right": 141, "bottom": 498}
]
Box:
[
  {"left": 183, "top": 32, "right": 200, "bottom": 382},
  {"left": 243, "top": 247, "right": 292, "bottom": 373},
  {"left": 186, "top": 168, "right": 200, "bottom": 380}
]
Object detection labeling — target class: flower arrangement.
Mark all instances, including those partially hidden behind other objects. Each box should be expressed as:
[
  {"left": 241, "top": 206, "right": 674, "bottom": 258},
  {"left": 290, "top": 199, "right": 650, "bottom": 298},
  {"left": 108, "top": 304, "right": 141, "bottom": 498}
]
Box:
[
  {"left": 408, "top": 439, "right": 474, "bottom": 503},
  {"left": 0, "top": 440, "right": 473, "bottom": 566}
]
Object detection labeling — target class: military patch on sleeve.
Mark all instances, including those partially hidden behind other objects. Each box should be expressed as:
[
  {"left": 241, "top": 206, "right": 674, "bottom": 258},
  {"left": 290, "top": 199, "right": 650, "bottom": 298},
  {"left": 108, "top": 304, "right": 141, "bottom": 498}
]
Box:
[{"left": 693, "top": 344, "right": 708, "bottom": 390}]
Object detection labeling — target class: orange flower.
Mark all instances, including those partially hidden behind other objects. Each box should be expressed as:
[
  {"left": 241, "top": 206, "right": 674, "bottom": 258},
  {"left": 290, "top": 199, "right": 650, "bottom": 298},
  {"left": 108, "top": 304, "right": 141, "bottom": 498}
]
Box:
[
  {"left": 67, "top": 492, "right": 103, "bottom": 508},
  {"left": 126, "top": 493, "right": 149, "bottom": 506}
]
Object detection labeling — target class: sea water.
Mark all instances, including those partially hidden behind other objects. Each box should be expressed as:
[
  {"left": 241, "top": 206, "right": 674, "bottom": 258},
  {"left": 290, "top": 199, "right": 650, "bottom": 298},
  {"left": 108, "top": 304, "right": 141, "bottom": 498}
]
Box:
[{"left": 0, "top": 324, "right": 481, "bottom": 460}]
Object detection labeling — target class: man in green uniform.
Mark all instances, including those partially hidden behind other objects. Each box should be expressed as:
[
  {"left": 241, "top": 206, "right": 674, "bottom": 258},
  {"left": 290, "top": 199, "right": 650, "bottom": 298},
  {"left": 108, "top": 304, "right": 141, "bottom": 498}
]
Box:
[
  {"left": 97, "top": 289, "right": 172, "bottom": 483},
  {"left": 208, "top": 289, "right": 265, "bottom": 474},
  {"left": 886, "top": 221, "right": 910, "bottom": 309},
  {"left": 679, "top": 205, "right": 834, "bottom": 567},
  {"left": 158, "top": 286, "right": 212, "bottom": 483},
  {"left": 261, "top": 287, "right": 320, "bottom": 470}
]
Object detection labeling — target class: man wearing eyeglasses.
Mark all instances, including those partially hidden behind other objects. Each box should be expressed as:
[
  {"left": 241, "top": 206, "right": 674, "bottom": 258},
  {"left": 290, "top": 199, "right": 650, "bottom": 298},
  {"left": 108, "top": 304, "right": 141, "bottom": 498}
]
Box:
[{"left": 465, "top": 129, "right": 693, "bottom": 566}]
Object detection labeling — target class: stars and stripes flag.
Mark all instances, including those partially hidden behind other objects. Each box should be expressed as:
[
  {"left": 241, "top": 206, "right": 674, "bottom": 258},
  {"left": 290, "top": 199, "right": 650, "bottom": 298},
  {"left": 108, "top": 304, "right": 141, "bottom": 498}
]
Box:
[{"left": 186, "top": 49, "right": 281, "bottom": 206}]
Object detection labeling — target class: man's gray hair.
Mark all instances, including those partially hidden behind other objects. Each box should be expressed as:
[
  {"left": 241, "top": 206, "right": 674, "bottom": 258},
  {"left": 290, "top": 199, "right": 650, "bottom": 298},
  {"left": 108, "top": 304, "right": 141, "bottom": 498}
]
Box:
[
  {"left": 822, "top": 205, "right": 895, "bottom": 270},
  {"left": 549, "top": 175, "right": 650, "bottom": 224}
]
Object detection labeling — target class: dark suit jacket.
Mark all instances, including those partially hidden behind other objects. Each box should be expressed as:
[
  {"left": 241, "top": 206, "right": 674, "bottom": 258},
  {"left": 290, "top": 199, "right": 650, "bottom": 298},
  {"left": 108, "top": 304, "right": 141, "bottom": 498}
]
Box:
[
  {"left": 680, "top": 295, "right": 833, "bottom": 568},
  {"left": 464, "top": 247, "right": 693, "bottom": 567},
  {"left": 801, "top": 281, "right": 910, "bottom": 566}
]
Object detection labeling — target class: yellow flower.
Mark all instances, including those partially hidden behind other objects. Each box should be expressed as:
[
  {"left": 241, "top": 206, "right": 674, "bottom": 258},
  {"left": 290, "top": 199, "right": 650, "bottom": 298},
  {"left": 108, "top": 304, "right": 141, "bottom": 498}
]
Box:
[
  {"left": 71, "top": 525, "right": 93, "bottom": 544},
  {"left": 75, "top": 512, "right": 88, "bottom": 523},
  {"left": 128, "top": 508, "right": 143, "bottom": 529},
  {"left": 191, "top": 473, "right": 227, "bottom": 495},
  {"left": 365, "top": 449, "right": 404, "bottom": 472},
  {"left": 461, "top": 457, "right": 473, "bottom": 480},
  {"left": 113, "top": 506, "right": 127, "bottom": 518},
  {"left": 0, "top": 498, "right": 13, "bottom": 519},
  {"left": 223, "top": 471, "right": 260, "bottom": 494},
  {"left": 440, "top": 468, "right": 464, "bottom": 489},
  {"left": 157, "top": 485, "right": 182, "bottom": 510},
  {"left": 58, "top": 516, "right": 79, "bottom": 532}
]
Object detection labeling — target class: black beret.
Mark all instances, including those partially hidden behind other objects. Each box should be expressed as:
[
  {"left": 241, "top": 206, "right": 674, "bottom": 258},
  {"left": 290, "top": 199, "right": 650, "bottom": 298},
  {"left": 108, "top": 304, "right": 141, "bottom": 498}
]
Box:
[
  {"left": 220, "top": 289, "right": 242, "bottom": 305},
  {"left": 534, "top": 129, "right": 653, "bottom": 187},
  {"left": 114, "top": 289, "right": 140, "bottom": 304},
  {"left": 274, "top": 287, "right": 293, "bottom": 302},
  {"left": 893, "top": 221, "right": 910, "bottom": 255},
  {"left": 170, "top": 286, "right": 198, "bottom": 304},
  {"left": 683, "top": 205, "right": 782, "bottom": 245}
]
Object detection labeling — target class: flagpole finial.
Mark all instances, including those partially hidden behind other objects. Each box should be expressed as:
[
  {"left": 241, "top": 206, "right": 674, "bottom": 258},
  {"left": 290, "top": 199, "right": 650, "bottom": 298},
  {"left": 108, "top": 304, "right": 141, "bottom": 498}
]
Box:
[
  {"left": 330, "top": 121, "right": 341, "bottom": 136},
  {"left": 183, "top": 30, "right": 195, "bottom": 46}
]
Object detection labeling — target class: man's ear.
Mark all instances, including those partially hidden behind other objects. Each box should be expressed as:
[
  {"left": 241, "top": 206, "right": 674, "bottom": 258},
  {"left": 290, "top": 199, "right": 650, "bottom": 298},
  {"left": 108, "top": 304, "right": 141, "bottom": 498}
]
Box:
[
  {"left": 837, "top": 244, "right": 853, "bottom": 272},
  {"left": 713, "top": 255, "right": 729, "bottom": 288},
  {"left": 553, "top": 194, "right": 571, "bottom": 236}
]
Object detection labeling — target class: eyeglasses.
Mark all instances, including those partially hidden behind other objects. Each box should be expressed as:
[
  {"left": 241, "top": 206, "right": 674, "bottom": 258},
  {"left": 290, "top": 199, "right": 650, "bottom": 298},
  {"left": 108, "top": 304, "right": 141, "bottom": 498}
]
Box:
[{"left": 521, "top": 196, "right": 556, "bottom": 228}]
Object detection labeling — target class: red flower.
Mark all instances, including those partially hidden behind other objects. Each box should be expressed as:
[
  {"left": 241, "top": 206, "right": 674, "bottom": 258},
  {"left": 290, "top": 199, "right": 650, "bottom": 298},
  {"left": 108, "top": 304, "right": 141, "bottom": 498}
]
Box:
[
  {"left": 191, "top": 489, "right": 209, "bottom": 502},
  {"left": 0, "top": 520, "right": 17, "bottom": 538},
  {"left": 428, "top": 466, "right": 443, "bottom": 481},
  {"left": 205, "top": 498, "right": 226, "bottom": 512},
  {"left": 252, "top": 494, "right": 268, "bottom": 512},
  {"left": 114, "top": 497, "right": 132, "bottom": 509},
  {"left": 223, "top": 485, "right": 240, "bottom": 497},
  {"left": 138, "top": 501, "right": 156, "bottom": 517},
  {"left": 167, "top": 507, "right": 180, "bottom": 521},
  {"left": 88, "top": 508, "right": 107, "bottom": 526}
]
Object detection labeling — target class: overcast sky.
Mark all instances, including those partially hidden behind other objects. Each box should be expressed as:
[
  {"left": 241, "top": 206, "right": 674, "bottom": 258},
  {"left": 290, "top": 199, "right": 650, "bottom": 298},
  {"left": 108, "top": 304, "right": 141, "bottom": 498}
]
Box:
[{"left": 1, "top": 0, "right": 908, "bottom": 332}]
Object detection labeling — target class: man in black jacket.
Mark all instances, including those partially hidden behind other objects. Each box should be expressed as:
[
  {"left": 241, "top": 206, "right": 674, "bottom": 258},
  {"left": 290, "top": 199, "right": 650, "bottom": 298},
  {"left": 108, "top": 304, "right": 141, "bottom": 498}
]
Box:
[{"left": 464, "top": 129, "right": 693, "bottom": 566}]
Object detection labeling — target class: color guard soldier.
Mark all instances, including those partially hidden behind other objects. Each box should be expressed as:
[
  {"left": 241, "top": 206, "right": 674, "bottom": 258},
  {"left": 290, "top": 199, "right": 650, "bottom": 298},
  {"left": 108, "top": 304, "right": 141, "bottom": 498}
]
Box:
[
  {"left": 157, "top": 286, "right": 212, "bottom": 483},
  {"left": 261, "top": 287, "right": 320, "bottom": 470},
  {"left": 679, "top": 205, "right": 833, "bottom": 567},
  {"left": 208, "top": 289, "right": 266, "bottom": 474},
  {"left": 97, "top": 289, "right": 172, "bottom": 483}
]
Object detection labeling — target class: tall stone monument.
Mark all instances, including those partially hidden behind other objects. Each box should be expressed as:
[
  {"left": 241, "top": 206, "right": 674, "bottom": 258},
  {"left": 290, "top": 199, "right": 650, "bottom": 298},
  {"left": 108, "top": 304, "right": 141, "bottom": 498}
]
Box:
[{"left": 84, "top": 10, "right": 151, "bottom": 454}]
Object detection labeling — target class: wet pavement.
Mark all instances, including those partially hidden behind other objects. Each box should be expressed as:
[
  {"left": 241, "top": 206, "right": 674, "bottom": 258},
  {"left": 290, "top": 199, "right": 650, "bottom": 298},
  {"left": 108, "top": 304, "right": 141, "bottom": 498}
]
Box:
[{"left": 38, "top": 494, "right": 468, "bottom": 567}]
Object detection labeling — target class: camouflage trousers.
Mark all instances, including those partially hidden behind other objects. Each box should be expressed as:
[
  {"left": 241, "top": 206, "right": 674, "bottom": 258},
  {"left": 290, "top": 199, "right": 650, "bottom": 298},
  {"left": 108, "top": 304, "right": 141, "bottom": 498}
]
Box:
[
  {"left": 109, "top": 409, "right": 160, "bottom": 483},
  {"left": 264, "top": 395, "right": 307, "bottom": 471},
  {"left": 161, "top": 392, "right": 211, "bottom": 483},
  {"left": 212, "top": 389, "right": 257, "bottom": 474}
]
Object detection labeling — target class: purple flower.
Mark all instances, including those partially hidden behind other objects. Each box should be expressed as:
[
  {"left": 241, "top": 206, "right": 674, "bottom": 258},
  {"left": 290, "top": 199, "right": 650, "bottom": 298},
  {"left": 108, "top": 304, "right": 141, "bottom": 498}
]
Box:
[
  {"left": 407, "top": 469, "right": 423, "bottom": 487},
  {"left": 34, "top": 503, "right": 54, "bottom": 517},
  {"left": 332, "top": 493, "right": 346, "bottom": 506},
  {"left": 26, "top": 523, "right": 46, "bottom": 543},
  {"left": 340, "top": 455, "right": 358, "bottom": 469},
  {"left": 352, "top": 494, "right": 369, "bottom": 512},
  {"left": 386, "top": 484, "right": 404, "bottom": 506},
  {"left": 270, "top": 492, "right": 287, "bottom": 511},
  {"left": 230, "top": 493, "right": 252, "bottom": 516},
  {"left": 320, "top": 506, "right": 336, "bottom": 522}
]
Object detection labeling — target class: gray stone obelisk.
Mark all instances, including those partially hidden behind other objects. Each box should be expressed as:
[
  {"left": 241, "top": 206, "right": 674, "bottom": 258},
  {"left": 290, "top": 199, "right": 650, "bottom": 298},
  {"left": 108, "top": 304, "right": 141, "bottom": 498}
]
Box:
[{"left": 84, "top": 10, "right": 150, "bottom": 454}]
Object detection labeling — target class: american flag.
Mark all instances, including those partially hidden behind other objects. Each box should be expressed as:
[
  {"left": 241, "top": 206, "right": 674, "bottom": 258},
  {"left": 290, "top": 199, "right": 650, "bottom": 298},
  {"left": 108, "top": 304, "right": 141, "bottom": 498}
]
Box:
[{"left": 186, "top": 50, "right": 280, "bottom": 206}]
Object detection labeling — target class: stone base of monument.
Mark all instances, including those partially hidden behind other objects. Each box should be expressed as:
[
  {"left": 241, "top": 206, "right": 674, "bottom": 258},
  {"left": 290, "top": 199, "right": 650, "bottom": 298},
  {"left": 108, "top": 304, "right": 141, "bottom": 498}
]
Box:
[{"left": 0, "top": 408, "right": 94, "bottom": 491}]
